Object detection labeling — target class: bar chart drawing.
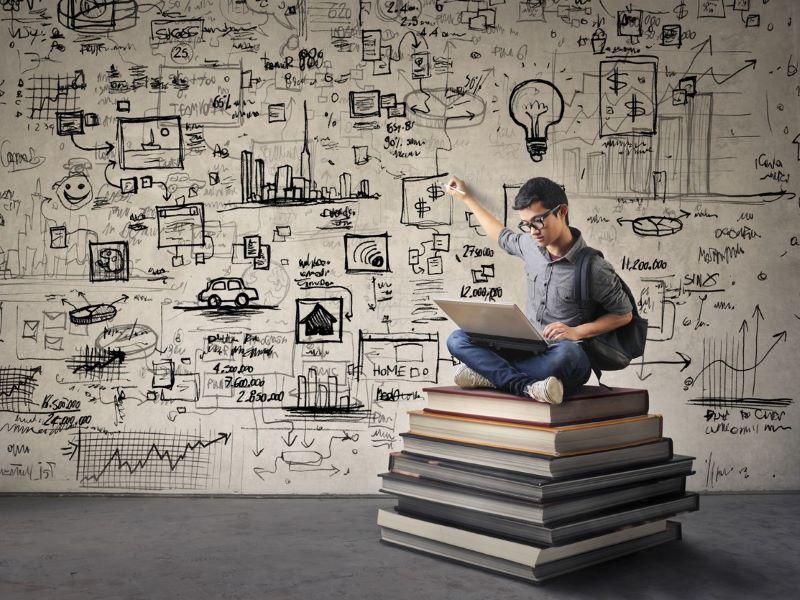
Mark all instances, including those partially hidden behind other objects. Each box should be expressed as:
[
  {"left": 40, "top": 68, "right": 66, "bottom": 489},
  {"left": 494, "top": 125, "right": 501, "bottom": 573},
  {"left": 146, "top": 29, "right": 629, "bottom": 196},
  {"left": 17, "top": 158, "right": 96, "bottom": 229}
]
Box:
[
  {"left": 292, "top": 366, "right": 362, "bottom": 413},
  {"left": 231, "top": 101, "right": 378, "bottom": 208}
]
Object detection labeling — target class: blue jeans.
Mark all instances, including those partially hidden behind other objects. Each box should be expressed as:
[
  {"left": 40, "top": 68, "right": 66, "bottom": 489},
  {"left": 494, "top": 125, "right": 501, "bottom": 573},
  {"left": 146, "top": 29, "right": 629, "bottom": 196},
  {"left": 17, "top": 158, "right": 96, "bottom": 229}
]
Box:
[{"left": 446, "top": 329, "right": 592, "bottom": 397}]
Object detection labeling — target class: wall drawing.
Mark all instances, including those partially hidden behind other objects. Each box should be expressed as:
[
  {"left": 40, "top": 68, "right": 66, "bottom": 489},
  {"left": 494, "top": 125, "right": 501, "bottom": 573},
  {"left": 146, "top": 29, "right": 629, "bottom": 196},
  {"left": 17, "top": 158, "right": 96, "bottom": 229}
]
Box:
[{"left": 0, "top": 0, "right": 798, "bottom": 494}]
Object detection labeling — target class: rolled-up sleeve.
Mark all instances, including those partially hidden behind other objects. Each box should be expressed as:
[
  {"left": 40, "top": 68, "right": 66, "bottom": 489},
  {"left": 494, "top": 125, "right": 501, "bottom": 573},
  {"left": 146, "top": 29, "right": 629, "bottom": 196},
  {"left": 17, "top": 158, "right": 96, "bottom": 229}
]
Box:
[
  {"left": 498, "top": 227, "right": 525, "bottom": 258},
  {"left": 590, "top": 257, "right": 633, "bottom": 315}
]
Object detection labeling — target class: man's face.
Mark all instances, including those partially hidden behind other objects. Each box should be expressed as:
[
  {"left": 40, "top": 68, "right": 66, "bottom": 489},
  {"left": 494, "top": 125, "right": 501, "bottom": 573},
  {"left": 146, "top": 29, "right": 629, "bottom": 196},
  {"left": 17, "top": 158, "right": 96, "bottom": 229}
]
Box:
[{"left": 518, "top": 201, "right": 566, "bottom": 246}]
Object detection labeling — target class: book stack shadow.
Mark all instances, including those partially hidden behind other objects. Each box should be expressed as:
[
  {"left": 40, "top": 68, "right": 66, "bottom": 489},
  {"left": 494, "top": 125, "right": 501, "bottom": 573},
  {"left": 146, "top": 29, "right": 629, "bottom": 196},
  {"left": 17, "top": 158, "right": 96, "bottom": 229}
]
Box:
[{"left": 378, "top": 385, "right": 699, "bottom": 583}]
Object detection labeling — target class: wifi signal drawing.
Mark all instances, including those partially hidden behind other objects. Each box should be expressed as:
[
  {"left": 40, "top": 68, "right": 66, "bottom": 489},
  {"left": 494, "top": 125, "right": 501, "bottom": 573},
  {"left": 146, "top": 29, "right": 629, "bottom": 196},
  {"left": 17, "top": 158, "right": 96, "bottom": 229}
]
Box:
[
  {"left": 356, "top": 241, "right": 384, "bottom": 267},
  {"left": 344, "top": 233, "right": 391, "bottom": 274}
]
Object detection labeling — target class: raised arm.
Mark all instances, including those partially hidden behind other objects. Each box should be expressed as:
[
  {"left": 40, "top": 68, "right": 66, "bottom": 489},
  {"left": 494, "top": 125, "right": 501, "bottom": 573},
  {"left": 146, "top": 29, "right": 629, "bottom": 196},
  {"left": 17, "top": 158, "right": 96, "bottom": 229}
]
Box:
[{"left": 444, "top": 176, "right": 505, "bottom": 243}]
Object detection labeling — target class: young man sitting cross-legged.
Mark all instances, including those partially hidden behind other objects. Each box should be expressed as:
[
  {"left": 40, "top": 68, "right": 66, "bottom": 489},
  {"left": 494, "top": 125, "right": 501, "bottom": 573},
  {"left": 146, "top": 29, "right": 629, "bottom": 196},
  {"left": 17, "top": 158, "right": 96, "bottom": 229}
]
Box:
[{"left": 443, "top": 176, "right": 633, "bottom": 405}]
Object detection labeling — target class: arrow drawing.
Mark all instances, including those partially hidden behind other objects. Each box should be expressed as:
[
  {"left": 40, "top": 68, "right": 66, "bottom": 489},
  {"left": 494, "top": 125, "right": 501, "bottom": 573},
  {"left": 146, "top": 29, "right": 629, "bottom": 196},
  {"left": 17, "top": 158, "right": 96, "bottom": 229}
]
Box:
[
  {"left": 251, "top": 410, "right": 264, "bottom": 457},
  {"left": 70, "top": 134, "right": 113, "bottom": 154},
  {"left": 636, "top": 351, "right": 693, "bottom": 370},
  {"left": 282, "top": 421, "right": 297, "bottom": 447},
  {"left": 751, "top": 304, "right": 763, "bottom": 395},
  {"left": 634, "top": 351, "right": 691, "bottom": 381},
  {"left": 103, "top": 161, "right": 122, "bottom": 190}
]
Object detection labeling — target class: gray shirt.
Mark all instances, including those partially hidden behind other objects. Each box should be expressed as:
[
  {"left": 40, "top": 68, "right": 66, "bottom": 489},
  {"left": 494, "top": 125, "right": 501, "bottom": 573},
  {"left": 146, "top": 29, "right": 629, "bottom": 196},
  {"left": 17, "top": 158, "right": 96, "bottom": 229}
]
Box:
[{"left": 497, "top": 226, "right": 633, "bottom": 331}]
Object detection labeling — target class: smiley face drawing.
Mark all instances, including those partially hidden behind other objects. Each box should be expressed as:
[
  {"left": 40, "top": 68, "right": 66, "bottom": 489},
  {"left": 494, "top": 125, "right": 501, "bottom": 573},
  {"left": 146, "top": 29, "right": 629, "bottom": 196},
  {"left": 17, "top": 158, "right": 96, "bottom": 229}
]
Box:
[{"left": 52, "top": 158, "right": 93, "bottom": 210}]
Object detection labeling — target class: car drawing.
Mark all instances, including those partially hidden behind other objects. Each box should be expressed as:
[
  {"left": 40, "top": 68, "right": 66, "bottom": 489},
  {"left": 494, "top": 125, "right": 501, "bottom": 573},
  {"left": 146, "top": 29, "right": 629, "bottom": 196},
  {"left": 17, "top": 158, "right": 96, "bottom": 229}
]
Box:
[{"left": 197, "top": 278, "right": 259, "bottom": 308}]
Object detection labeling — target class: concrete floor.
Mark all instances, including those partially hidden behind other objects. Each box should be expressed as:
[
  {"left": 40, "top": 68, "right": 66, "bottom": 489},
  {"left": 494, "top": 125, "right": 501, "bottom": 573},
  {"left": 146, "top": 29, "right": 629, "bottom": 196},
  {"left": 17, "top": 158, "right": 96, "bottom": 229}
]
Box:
[{"left": 0, "top": 494, "right": 798, "bottom": 600}]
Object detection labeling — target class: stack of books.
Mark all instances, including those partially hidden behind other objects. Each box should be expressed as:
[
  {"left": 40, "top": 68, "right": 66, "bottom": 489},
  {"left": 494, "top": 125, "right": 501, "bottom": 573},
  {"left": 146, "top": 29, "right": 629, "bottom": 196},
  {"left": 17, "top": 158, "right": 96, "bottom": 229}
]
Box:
[{"left": 378, "top": 385, "right": 698, "bottom": 582}]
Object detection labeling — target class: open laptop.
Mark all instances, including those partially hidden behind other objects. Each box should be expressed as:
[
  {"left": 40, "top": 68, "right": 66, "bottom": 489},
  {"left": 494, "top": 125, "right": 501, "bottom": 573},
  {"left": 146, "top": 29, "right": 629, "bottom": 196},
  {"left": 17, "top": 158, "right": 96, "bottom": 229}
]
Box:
[{"left": 434, "top": 299, "right": 553, "bottom": 353}]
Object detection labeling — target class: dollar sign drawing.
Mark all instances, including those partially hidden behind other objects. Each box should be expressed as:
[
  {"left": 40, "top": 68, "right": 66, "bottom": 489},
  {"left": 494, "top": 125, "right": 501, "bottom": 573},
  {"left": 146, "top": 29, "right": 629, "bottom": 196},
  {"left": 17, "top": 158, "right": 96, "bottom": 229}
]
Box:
[
  {"left": 674, "top": 2, "right": 688, "bottom": 20},
  {"left": 426, "top": 183, "right": 445, "bottom": 201},
  {"left": 624, "top": 94, "right": 646, "bottom": 122},
  {"left": 606, "top": 66, "right": 628, "bottom": 95},
  {"left": 415, "top": 198, "right": 431, "bottom": 218},
  {"left": 414, "top": 184, "right": 443, "bottom": 218}
]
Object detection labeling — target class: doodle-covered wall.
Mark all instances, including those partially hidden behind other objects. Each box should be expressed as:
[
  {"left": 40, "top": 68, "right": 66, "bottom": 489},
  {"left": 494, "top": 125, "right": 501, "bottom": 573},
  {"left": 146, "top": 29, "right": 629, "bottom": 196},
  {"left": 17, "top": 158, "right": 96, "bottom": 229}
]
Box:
[{"left": 0, "top": 0, "right": 798, "bottom": 494}]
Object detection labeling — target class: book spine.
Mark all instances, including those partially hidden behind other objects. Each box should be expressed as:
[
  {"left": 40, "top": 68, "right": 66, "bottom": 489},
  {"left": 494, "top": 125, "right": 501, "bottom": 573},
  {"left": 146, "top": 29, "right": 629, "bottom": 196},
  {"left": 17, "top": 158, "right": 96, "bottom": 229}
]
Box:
[
  {"left": 422, "top": 407, "right": 649, "bottom": 427},
  {"left": 422, "top": 407, "right": 552, "bottom": 427}
]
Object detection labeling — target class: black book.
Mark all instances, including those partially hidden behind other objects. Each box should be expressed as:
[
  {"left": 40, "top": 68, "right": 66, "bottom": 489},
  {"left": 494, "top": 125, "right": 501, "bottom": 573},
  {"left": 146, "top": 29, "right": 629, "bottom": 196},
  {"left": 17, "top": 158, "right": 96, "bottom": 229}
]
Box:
[
  {"left": 389, "top": 452, "right": 695, "bottom": 502},
  {"left": 379, "top": 510, "right": 682, "bottom": 583},
  {"left": 393, "top": 493, "right": 699, "bottom": 546},
  {"left": 381, "top": 471, "right": 687, "bottom": 525}
]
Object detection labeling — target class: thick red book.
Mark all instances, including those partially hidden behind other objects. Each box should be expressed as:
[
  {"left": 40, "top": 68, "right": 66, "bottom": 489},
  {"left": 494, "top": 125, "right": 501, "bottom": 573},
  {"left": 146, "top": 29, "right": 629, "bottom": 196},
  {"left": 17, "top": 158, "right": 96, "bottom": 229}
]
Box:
[{"left": 422, "top": 386, "right": 649, "bottom": 426}]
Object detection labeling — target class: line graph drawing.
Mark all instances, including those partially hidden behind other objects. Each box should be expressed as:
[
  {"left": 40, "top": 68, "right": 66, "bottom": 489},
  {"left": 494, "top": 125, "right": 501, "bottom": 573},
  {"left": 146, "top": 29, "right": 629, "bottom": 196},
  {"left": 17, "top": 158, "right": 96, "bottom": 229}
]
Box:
[
  {"left": 64, "top": 430, "right": 232, "bottom": 490},
  {"left": 685, "top": 306, "right": 791, "bottom": 409},
  {"left": 26, "top": 71, "right": 87, "bottom": 121},
  {"left": 0, "top": 366, "right": 42, "bottom": 413}
]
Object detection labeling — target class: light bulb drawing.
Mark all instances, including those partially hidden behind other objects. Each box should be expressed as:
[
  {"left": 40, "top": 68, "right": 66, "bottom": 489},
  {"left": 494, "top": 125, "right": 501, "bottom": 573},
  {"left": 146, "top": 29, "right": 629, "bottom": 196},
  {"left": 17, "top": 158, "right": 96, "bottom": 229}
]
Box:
[{"left": 508, "top": 79, "right": 565, "bottom": 163}]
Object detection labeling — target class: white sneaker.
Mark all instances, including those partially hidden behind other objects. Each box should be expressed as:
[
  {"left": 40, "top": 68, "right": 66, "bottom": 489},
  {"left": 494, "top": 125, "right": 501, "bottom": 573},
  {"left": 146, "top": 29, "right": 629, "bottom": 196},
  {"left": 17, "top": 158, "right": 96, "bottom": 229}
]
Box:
[
  {"left": 453, "top": 364, "right": 494, "bottom": 389},
  {"left": 525, "top": 377, "right": 564, "bottom": 404}
]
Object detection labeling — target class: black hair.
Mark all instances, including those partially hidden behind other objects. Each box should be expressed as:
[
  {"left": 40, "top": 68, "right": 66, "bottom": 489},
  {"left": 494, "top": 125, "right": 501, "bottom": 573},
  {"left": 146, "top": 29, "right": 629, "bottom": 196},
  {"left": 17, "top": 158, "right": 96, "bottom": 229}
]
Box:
[{"left": 512, "top": 177, "right": 568, "bottom": 224}]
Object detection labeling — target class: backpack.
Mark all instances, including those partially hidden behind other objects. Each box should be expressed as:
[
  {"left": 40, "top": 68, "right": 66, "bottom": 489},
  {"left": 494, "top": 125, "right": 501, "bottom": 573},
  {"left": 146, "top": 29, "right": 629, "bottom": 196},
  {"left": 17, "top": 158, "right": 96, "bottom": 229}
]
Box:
[{"left": 573, "top": 247, "right": 648, "bottom": 382}]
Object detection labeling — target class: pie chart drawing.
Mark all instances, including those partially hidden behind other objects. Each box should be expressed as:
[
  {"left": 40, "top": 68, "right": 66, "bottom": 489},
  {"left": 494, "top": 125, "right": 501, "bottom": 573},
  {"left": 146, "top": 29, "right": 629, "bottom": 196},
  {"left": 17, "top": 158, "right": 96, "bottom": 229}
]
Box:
[
  {"left": 69, "top": 303, "right": 118, "bottom": 325},
  {"left": 404, "top": 88, "right": 486, "bottom": 129},
  {"left": 95, "top": 323, "right": 158, "bottom": 360},
  {"left": 626, "top": 216, "right": 684, "bottom": 237}
]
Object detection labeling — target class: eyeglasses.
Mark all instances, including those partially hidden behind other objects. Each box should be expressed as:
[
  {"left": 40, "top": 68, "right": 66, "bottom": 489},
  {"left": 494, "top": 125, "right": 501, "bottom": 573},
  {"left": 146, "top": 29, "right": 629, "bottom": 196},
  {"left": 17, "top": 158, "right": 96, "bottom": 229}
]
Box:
[{"left": 517, "top": 205, "right": 563, "bottom": 232}]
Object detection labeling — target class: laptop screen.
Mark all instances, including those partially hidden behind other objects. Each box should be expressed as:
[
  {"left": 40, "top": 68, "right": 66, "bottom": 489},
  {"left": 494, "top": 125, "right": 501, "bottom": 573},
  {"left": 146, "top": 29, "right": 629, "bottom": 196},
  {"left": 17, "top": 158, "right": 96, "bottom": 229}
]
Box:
[{"left": 433, "top": 299, "right": 547, "bottom": 342}]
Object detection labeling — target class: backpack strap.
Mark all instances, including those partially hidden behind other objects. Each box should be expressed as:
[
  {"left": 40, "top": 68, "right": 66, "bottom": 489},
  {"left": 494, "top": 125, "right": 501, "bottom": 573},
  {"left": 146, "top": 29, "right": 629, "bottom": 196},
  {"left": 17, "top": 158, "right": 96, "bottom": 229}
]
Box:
[
  {"left": 573, "top": 247, "right": 605, "bottom": 384},
  {"left": 573, "top": 247, "right": 602, "bottom": 314},
  {"left": 572, "top": 245, "right": 642, "bottom": 387},
  {"left": 574, "top": 245, "right": 642, "bottom": 319}
]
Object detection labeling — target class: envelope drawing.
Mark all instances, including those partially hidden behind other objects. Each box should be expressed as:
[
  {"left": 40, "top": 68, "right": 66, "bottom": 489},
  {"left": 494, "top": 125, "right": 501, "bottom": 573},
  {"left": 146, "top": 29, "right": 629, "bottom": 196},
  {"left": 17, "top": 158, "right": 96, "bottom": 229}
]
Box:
[
  {"left": 44, "top": 335, "right": 64, "bottom": 351},
  {"left": 22, "top": 320, "right": 40, "bottom": 341},
  {"left": 43, "top": 311, "right": 66, "bottom": 330}
]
